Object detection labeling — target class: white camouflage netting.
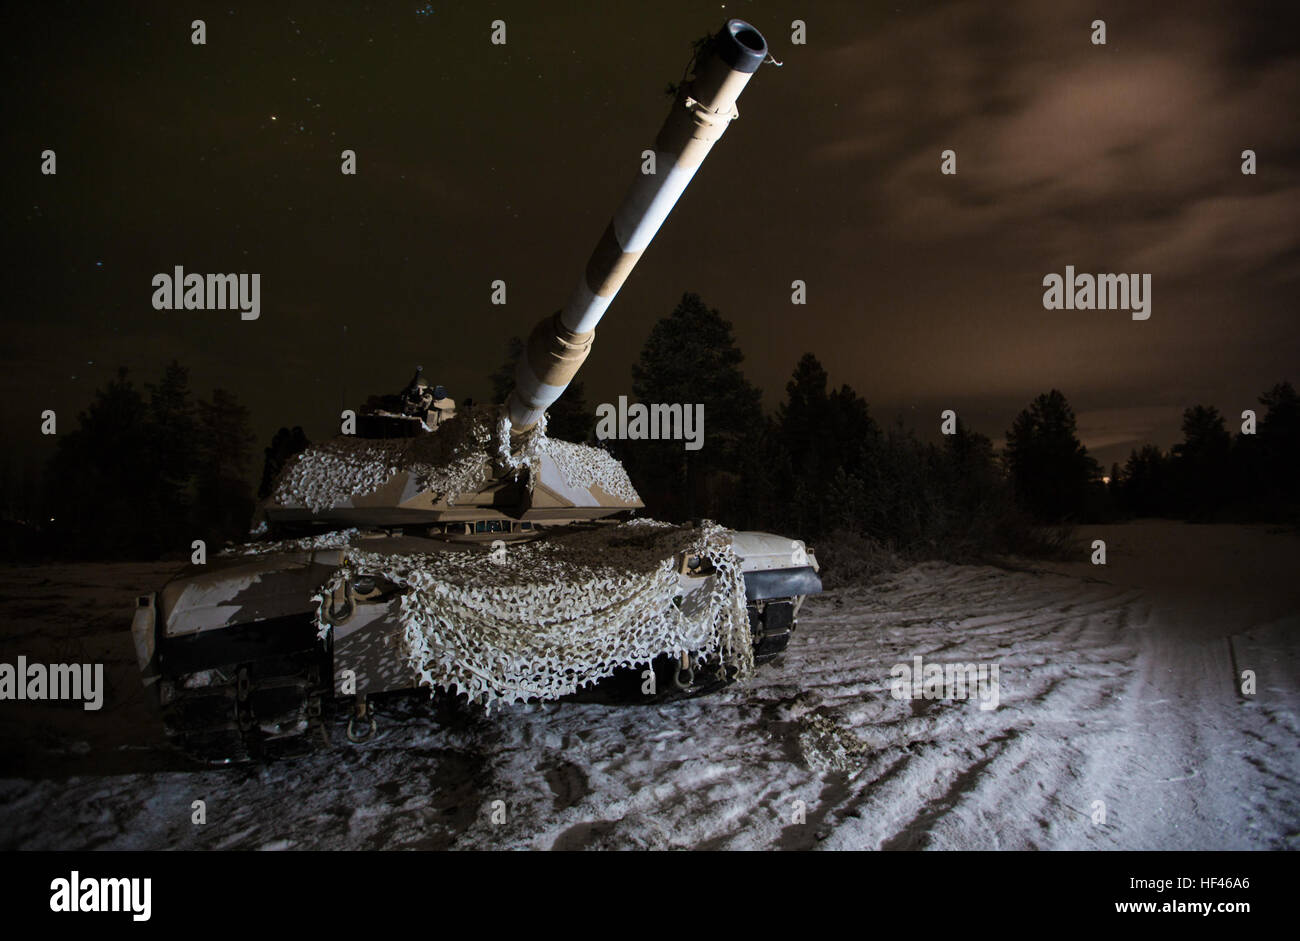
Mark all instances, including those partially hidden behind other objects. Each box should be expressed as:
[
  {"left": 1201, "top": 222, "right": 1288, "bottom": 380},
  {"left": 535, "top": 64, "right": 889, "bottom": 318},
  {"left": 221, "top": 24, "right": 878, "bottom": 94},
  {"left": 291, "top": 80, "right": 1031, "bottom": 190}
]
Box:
[
  {"left": 222, "top": 528, "right": 360, "bottom": 556},
  {"left": 272, "top": 407, "right": 639, "bottom": 512},
  {"left": 495, "top": 412, "right": 640, "bottom": 504},
  {"left": 312, "top": 520, "right": 753, "bottom": 710}
]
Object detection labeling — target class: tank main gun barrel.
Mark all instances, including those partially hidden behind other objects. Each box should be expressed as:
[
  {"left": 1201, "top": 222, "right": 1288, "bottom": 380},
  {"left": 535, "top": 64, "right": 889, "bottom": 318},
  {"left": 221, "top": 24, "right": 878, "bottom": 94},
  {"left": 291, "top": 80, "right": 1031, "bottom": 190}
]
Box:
[{"left": 506, "top": 19, "right": 769, "bottom": 433}]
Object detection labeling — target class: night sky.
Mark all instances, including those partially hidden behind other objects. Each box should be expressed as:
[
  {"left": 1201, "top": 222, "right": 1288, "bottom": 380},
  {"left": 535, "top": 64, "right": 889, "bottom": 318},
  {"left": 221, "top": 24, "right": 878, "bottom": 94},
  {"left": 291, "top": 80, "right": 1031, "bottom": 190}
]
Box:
[{"left": 5, "top": 0, "right": 1298, "bottom": 479}]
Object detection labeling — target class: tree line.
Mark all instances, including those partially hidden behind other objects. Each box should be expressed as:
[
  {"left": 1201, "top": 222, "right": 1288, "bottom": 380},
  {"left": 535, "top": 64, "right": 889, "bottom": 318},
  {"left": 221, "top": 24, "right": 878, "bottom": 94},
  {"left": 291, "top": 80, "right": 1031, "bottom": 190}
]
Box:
[
  {"left": 511, "top": 293, "right": 1298, "bottom": 571},
  {"left": 541, "top": 293, "right": 1059, "bottom": 573},
  {"left": 7, "top": 363, "right": 260, "bottom": 559},
  {"left": 6, "top": 292, "right": 1294, "bottom": 564},
  {"left": 1107, "top": 388, "right": 1298, "bottom": 522}
]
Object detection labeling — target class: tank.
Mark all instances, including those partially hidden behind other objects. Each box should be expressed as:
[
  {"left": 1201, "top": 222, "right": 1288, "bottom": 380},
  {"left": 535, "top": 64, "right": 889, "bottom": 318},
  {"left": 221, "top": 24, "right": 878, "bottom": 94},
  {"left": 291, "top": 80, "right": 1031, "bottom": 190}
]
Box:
[{"left": 130, "top": 18, "right": 822, "bottom": 761}]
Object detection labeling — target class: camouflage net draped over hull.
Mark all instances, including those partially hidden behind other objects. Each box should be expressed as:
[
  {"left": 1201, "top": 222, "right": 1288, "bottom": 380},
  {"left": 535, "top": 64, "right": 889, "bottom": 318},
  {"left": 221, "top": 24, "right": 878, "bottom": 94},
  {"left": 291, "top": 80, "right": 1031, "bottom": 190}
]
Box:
[
  {"left": 313, "top": 521, "right": 753, "bottom": 710},
  {"left": 223, "top": 528, "right": 359, "bottom": 556},
  {"left": 272, "top": 408, "right": 639, "bottom": 512}
]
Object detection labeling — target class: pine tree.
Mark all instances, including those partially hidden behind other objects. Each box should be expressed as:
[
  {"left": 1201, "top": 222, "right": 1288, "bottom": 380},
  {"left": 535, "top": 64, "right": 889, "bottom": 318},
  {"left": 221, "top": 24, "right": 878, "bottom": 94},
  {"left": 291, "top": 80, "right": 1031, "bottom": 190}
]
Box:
[
  {"left": 45, "top": 367, "right": 156, "bottom": 557},
  {"left": 259, "top": 426, "right": 310, "bottom": 500},
  {"left": 196, "top": 389, "right": 257, "bottom": 543},
  {"left": 1120, "top": 445, "right": 1170, "bottom": 517},
  {"left": 1004, "top": 390, "right": 1099, "bottom": 521},
  {"left": 1172, "top": 405, "right": 1231, "bottom": 518},
  {"left": 628, "top": 293, "right": 764, "bottom": 522},
  {"left": 773, "top": 353, "right": 880, "bottom": 537},
  {"left": 1258, "top": 381, "right": 1299, "bottom": 506},
  {"left": 144, "top": 360, "right": 197, "bottom": 547}
]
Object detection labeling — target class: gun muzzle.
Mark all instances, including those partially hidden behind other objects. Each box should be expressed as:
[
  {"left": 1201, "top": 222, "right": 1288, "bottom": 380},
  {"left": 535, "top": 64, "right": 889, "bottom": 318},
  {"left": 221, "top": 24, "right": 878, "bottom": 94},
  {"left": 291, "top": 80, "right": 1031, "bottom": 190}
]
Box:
[{"left": 507, "top": 19, "right": 768, "bottom": 432}]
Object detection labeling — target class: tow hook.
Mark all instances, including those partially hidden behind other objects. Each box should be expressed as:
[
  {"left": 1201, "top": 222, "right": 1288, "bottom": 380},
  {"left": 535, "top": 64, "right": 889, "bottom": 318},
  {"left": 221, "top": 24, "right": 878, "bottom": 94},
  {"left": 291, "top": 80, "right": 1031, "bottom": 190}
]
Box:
[
  {"left": 347, "top": 695, "right": 377, "bottom": 743},
  {"left": 323, "top": 580, "right": 356, "bottom": 626},
  {"left": 673, "top": 652, "right": 694, "bottom": 691}
]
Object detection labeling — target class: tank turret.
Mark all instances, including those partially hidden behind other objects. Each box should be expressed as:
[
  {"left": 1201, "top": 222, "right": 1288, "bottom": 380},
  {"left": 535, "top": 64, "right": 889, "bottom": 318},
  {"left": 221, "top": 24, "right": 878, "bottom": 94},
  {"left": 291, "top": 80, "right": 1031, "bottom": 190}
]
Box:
[{"left": 261, "top": 19, "right": 770, "bottom": 533}]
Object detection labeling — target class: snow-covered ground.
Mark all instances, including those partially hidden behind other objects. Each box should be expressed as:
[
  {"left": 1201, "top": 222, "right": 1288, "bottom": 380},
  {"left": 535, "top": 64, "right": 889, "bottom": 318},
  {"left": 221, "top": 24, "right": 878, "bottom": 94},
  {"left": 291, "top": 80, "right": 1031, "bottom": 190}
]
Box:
[{"left": 1, "top": 520, "right": 1296, "bottom": 850}]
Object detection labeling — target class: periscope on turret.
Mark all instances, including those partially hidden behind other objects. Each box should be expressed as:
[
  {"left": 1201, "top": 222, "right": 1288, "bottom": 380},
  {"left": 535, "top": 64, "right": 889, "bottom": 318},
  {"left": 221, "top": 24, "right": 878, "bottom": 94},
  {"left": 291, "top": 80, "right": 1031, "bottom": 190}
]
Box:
[{"left": 130, "top": 20, "right": 822, "bottom": 762}]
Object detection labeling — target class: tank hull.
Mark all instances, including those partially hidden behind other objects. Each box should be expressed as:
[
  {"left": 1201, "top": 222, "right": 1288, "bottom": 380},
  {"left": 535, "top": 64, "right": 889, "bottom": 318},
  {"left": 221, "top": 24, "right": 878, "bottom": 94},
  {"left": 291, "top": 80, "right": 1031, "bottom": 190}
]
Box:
[{"left": 135, "top": 528, "right": 820, "bottom": 760}]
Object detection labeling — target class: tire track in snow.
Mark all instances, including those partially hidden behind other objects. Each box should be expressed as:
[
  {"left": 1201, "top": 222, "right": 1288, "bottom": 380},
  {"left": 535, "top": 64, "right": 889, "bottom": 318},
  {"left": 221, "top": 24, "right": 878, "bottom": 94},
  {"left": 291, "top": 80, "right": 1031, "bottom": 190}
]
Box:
[{"left": 2, "top": 523, "right": 1297, "bottom": 850}]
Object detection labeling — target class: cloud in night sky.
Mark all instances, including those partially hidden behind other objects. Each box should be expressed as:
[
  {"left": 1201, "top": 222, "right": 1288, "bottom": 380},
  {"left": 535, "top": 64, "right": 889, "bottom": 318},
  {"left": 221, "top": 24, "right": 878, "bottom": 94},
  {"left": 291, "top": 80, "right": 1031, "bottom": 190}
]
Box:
[
  {"left": 3, "top": 0, "right": 1297, "bottom": 474},
  {"left": 794, "top": 0, "right": 1300, "bottom": 463}
]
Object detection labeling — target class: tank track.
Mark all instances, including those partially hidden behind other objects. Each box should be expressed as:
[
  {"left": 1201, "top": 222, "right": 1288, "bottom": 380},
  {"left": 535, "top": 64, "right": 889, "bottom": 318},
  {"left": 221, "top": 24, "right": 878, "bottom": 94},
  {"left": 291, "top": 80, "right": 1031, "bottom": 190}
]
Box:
[
  {"left": 750, "top": 598, "right": 795, "bottom": 665},
  {"left": 159, "top": 599, "right": 801, "bottom": 759},
  {"left": 160, "top": 652, "right": 331, "bottom": 763}
]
